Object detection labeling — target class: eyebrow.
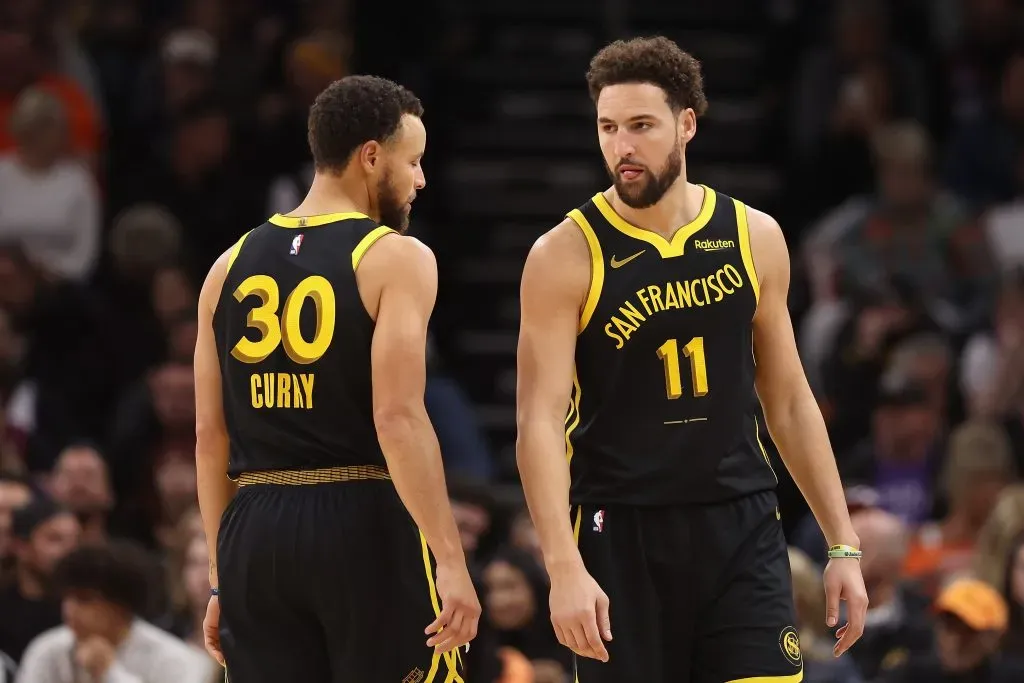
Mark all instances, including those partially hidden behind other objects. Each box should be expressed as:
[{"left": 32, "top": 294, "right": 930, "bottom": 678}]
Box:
[{"left": 597, "top": 114, "right": 656, "bottom": 125}]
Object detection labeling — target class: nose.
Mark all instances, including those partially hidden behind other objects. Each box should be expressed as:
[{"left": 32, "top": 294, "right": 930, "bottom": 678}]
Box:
[
  {"left": 415, "top": 167, "right": 426, "bottom": 191},
  {"left": 612, "top": 132, "right": 636, "bottom": 161}
]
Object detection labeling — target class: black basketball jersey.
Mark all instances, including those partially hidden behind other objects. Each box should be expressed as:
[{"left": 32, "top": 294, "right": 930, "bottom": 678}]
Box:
[
  {"left": 565, "top": 186, "right": 777, "bottom": 506},
  {"left": 213, "top": 212, "right": 394, "bottom": 478}
]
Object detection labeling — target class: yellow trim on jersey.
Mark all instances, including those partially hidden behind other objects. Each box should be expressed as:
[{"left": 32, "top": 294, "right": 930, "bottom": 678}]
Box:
[
  {"left": 567, "top": 209, "right": 605, "bottom": 334},
  {"left": 591, "top": 185, "right": 716, "bottom": 258},
  {"left": 351, "top": 226, "right": 397, "bottom": 271},
  {"left": 735, "top": 199, "right": 760, "bottom": 305},
  {"left": 725, "top": 667, "right": 803, "bottom": 683},
  {"left": 572, "top": 505, "right": 582, "bottom": 544},
  {"left": 755, "top": 415, "right": 778, "bottom": 483},
  {"left": 418, "top": 532, "right": 465, "bottom": 683},
  {"left": 564, "top": 371, "right": 583, "bottom": 465},
  {"left": 268, "top": 211, "right": 369, "bottom": 228},
  {"left": 225, "top": 230, "right": 253, "bottom": 273}
]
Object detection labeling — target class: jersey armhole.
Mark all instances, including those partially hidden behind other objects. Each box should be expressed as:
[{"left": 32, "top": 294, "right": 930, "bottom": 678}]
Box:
[
  {"left": 567, "top": 209, "right": 604, "bottom": 334},
  {"left": 226, "top": 230, "right": 254, "bottom": 274},
  {"left": 351, "top": 226, "right": 397, "bottom": 271},
  {"left": 734, "top": 199, "right": 760, "bottom": 306}
]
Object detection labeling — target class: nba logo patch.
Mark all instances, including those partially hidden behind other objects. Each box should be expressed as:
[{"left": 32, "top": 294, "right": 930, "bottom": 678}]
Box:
[
  {"left": 290, "top": 234, "right": 304, "bottom": 255},
  {"left": 593, "top": 509, "right": 605, "bottom": 532}
]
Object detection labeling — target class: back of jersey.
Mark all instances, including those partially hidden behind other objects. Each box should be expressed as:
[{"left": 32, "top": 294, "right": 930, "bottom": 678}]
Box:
[{"left": 213, "top": 212, "right": 394, "bottom": 478}]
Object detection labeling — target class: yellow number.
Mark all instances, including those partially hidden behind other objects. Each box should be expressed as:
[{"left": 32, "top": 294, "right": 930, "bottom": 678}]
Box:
[
  {"left": 656, "top": 336, "right": 708, "bottom": 400},
  {"left": 231, "top": 275, "right": 336, "bottom": 365}
]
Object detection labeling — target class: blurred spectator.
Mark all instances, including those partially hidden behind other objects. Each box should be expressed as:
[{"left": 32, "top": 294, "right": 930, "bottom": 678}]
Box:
[
  {"left": 449, "top": 479, "right": 496, "bottom": 567},
  {"left": 848, "top": 508, "right": 933, "bottom": 680},
  {"left": 0, "top": 473, "right": 32, "bottom": 574},
  {"left": 946, "top": 50, "right": 1024, "bottom": 207},
  {"left": 975, "top": 485, "right": 1024, "bottom": 589},
  {"left": 882, "top": 578, "right": 1024, "bottom": 682},
  {"left": 788, "top": 547, "right": 864, "bottom": 683},
  {"left": 15, "top": 541, "right": 216, "bottom": 683},
  {"left": 0, "top": 497, "right": 80, "bottom": 662},
  {"left": 841, "top": 373, "right": 945, "bottom": 525},
  {"left": 1000, "top": 532, "right": 1024, "bottom": 658},
  {"left": 791, "top": 0, "right": 928, "bottom": 218},
  {"left": 0, "top": 28, "right": 101, "bottom": 163},
  {"left": 0, "top": 243, "right": 118, "bottom": 469},
  {"left": 508, "top": 508, "right": 542, "bottom": 567},
  {"left": 48, "top": 443, "right": 113, "bottom": 544},
  {"left": 161, "top": 508, "right": 208, "bottom": 651},
  {"left": 903, "top": 421, "right": 1014, "bottom": 595},
  {"left": 483, "top": 548, "right": 569, "bottom": 680},
  {"left": 0, "top": 87, "right": 100, "bottom": 282},
  {"left": 961, "top": 270, "right": 1024, "bottom": 420},
  {"left": 832, "top": 121, "right": 991, "bottom": 334},
  {"left": 982, "top": 150, "right": 1024, "bottom": 272}
]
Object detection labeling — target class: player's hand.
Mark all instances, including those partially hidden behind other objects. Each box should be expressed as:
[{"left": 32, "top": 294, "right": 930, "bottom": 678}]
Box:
[
  {"left": 549, "top": 563, "right": 611, "bottom": 662},
  {"left": 824, "top": 557, "right": 869, "bottom": 657},
  {"left": 203, "top": 594, "right": 225, "bottom": 666},
  {"left": 426, "top": 560, "right": 481, "bottom": 653}
]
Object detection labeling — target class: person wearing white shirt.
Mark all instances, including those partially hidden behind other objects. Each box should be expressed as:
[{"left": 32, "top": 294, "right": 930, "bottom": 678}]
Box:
[
  {"left": 0, "top": 87, "right": 100, "bottom": 282},
  {"left": 15, "top": 543, "right": 216, "bottom": 683}
]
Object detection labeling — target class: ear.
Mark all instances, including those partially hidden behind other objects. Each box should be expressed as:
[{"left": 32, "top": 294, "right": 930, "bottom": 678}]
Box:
[
  {"left": 678, "top": 108, "right": 697, "bottom": 145},
  {"left": 359, "top": 141, "right": 382, "bottom": 173}
]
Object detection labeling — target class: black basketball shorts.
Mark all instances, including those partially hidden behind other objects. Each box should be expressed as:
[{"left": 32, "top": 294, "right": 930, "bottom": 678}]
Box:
[
  {"left": 217, "top": 478, "right": 465, "bottom": 683},
  {"left": 571, "top": 489, "right": 803, "bottom": 683}
]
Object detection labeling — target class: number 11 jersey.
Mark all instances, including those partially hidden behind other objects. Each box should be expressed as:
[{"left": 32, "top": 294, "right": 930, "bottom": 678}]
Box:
[
  {"left": 213, "top": 213, "right": 393, "bottom": 479},
  {"left": 565, "top": 186, "right": 777, "bottom": 506}
]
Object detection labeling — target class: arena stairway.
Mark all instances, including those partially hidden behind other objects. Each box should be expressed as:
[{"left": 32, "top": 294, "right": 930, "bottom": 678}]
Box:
[{"left": 440, "top": 1, "right": 781, "bottom": 477}]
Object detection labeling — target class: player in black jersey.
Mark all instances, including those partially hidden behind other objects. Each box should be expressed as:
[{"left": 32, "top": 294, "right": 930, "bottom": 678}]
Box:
[
  {"left": 516, "top": 37, "right": 868, "bottom": 683},
  {"left": 193, "top": 76, "right": 479, "bottom": 683}
]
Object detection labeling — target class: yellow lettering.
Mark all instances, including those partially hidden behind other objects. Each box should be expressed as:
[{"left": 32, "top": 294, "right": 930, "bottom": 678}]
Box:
[
  {"left": 263, "top": 372, "right": 275, "bottom": 408},
  {"left": 708, "top": 273, "right": 724, "bottom": 302},
  {"left": 699, "top": 278, "right": 710, "bottom": 306},
  {"left": 635, "top": 288, "right": 653, "bottom": 316},
  {"left": 619, "top": 301, "right": 646, "bottom": 328},
  {"left": 716, "top": 269, "right": 734, "bottom": 295},
  {"left": 250, "top": 374, "right": 263, "bottom": 408},
  {"left": 605, "top": 323, "right": 625, "bottom": 349},
  {"left": 299, "top": 374, "right": 315, "bottom": 409},
  {"left": 231, "top": 275, "right": 336, "bottom": 365},
  {"left": 663, "top": 283, "right": 679, "bottom": 309},
  {"left": 648, "top": 285, "right": 664, "bottom": 312},
  {"left": 292, "top": 374, "right": 305, "bottom": 408},
  {"left": 676, "top": 280, "right": 693, "bottom": 307},
  {"left": 724, "top": 263, "right": 744, "bottom": 288},
  {"left": 277, "top": 373, "right": 291, "bottom": 408},
  {"left": 612, "top": 315, "right": 637, "bottom": 341}
]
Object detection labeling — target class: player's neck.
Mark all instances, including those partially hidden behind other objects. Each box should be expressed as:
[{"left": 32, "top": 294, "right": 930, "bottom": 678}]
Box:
[
  {"left": 609, "top": 177, "right": 705, "bottom": 239},
  {"left": 287, "top": 172, "right": 379, "bottom": 222}
]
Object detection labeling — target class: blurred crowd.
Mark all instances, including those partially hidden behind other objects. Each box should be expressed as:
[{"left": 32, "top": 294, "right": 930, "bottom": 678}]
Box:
[{"left": 0, "top": 0, "right": 1024, "bottom": 682}]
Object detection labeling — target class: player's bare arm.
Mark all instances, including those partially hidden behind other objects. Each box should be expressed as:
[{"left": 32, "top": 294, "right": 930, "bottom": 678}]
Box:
[
  {"left": 194, "top": 247, "right": 238, "bottom": 665},
  {"left": 357, "top": 232, "right": 481, "bottom": 653},
  {"left": 516, "top": 218, "right": 611, "bottom": 663},
  {"left": 746, "top": 206, "right": 868, "bottom": 655}
]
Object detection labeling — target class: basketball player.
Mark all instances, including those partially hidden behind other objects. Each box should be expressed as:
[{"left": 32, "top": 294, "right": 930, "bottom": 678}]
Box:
[
  {"left": 516, "top": 37, "right": 868, "bottom": 682},
  {"left": 194, "top": 76, "right": 478, "bottom": 683}
]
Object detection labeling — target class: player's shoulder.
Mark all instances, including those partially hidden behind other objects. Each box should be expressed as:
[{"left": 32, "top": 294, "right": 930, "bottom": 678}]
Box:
[
  {"left": 526, "top": 215, "right": 591, "bottom": 272},
  {"left": 361, "top": 231, "right": 435, "bottom": 273},
  {"left": 740, "top": 201, "right": 788, "bottom": 260}
]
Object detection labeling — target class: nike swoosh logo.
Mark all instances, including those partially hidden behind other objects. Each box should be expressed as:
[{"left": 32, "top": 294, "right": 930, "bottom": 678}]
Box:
[{"left": 609, "top": 250, "right": 645, "bottom": 268}]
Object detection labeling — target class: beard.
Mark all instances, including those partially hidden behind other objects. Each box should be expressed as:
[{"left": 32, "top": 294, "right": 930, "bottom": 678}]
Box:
[
  {"left": 606, "top": 143, "right": 683, "bottom": 209},
  {"left": 376, "top": 167, "right": 412, "bottom": 233}
]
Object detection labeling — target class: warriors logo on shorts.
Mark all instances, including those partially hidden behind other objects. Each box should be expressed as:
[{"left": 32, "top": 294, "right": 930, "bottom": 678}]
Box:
[{"left": 778, "top": 626, "right": 802, "bottom": 667}]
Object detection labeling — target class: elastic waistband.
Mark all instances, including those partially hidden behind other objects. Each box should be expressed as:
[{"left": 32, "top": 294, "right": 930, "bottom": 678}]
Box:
[{"left": 236, "top": 465, "right": 390, "bottom": 486}]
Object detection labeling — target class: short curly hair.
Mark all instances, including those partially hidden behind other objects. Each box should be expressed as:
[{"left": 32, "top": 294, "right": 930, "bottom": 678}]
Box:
[
  {"left": 307, "top": 75, "right": 424, "bottom": 172},
  {"left": 586, "top": 36, "right": 708, "bottom": 117}
]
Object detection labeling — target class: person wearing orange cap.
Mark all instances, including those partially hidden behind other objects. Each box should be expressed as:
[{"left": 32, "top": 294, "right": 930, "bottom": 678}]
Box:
[{"left": 881, "top": 578, "right": 1024, "bottom": 682}]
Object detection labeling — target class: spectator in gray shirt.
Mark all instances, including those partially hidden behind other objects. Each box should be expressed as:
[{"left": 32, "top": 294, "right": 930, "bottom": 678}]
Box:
[{"left": 15, "top": 542, "right": 215, "bottom": 683}]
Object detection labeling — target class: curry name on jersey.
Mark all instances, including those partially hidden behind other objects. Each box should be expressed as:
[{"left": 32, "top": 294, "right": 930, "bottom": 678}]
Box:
[
  {"left": 565, "top": 186, "right": 777, "bottom": 506},
  {"left": 213, "top": 213, "right": 394, "bottom": 478}
]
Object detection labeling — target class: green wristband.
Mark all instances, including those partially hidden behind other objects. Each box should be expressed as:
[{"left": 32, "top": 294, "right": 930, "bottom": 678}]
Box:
[{"left": 828, "top": 544, "right": 862, "bottom": 560}]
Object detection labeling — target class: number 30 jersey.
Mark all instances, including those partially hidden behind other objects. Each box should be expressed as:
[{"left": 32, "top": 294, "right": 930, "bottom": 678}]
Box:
[
  {"left": 213, "top": 213, "right": 394, "bottom": 478},
  {"left": 565, "top": 186, "right": 777, "bottom": 506}
]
